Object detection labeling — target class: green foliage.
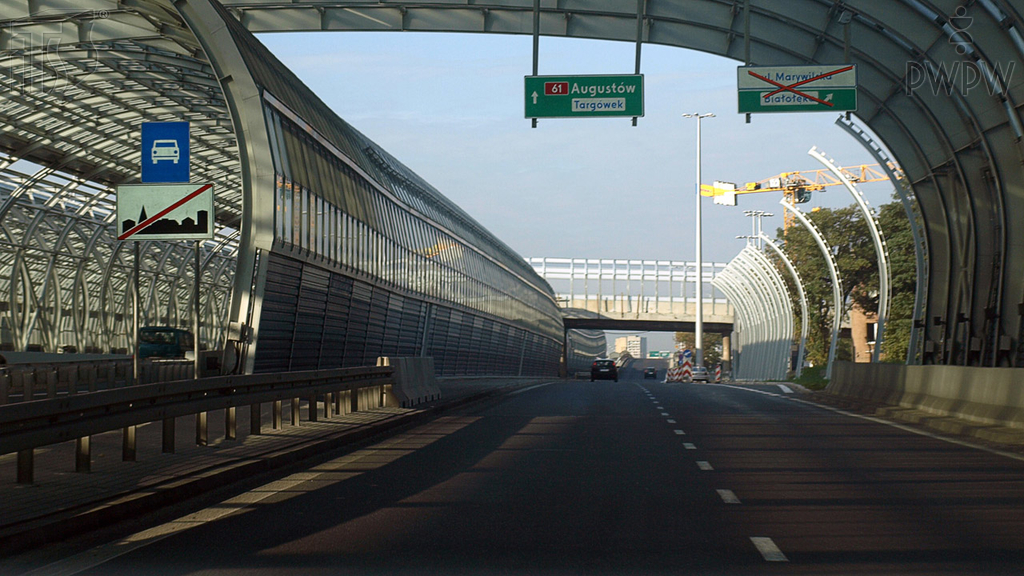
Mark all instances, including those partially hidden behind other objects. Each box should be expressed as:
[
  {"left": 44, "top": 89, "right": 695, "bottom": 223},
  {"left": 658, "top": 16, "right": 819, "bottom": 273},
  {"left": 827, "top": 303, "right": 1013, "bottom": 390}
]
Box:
[
  {"left": 790, "top": 364, "right": 829, "bottom": 390},
  {"left": 673, "top": 331, "right": 723, "bottom": 366},
  {"left": 774, "top": 198, "right": 917, "bottom": 366}
]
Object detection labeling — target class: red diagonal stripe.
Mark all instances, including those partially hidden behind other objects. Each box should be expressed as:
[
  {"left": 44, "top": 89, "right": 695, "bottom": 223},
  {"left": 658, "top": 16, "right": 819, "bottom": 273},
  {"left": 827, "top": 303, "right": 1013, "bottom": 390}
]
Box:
[
  {"left": 747, "top": 71, "right": 834, "bottom": 107},
  {"left": 118, "top": 183, "right": 212, "bottom": 241},
  {"left": 762, "top": 65, "right": 853, "bottom": 99}
]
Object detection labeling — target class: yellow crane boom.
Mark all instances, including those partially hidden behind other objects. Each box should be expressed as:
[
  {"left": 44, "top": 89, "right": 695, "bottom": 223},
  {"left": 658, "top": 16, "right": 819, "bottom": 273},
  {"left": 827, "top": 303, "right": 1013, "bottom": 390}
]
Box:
[{"left": 701, "top": 163, "right": 900, "bottom": 231}]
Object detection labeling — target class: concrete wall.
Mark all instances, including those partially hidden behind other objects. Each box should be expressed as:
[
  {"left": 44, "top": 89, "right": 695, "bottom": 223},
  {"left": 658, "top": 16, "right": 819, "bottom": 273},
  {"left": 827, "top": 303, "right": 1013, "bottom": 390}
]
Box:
[{"left": 827, "top": 361, "right": 1024, "bottom": 430}]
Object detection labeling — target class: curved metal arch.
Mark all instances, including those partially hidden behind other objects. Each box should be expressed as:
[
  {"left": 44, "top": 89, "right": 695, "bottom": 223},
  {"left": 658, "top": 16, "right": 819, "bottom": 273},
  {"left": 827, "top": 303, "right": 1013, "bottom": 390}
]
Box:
[
  {"left": 760, "top": 234, "right": 809, "bottom": 379},
  {"left": 217, "top": 0, "right": 1024, "bottom": 369},
  {"left": 781, "top": 198, "right": 844, "bottom": 380},
  {"left": 809, "top": 146, "right": 891, "bottom": 364}
]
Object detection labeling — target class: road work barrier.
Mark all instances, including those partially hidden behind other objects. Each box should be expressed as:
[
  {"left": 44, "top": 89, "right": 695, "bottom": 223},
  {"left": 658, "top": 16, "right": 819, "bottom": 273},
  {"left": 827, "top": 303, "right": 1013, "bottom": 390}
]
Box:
[
  {"left": 377, "top": 357, "right": 441, "bottom": 407},
  {"left": 826, "top": 361, "right": 1024, "bottom": 440}
]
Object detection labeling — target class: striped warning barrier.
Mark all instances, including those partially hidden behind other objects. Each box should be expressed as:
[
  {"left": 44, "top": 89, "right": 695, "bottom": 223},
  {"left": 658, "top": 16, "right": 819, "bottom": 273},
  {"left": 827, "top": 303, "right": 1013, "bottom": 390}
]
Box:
[
  {"left": 666, "top": 367, "right": 686, "bottom": 382},
  {"left": 715, "top": 365, "right": 722, "bottom": 383}
]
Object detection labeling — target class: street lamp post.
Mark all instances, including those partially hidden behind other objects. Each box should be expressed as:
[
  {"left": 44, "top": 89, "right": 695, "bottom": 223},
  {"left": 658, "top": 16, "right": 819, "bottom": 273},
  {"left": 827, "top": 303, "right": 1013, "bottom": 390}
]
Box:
[{"left": 683, "top": 112, "right": 714, "bottom": 367}]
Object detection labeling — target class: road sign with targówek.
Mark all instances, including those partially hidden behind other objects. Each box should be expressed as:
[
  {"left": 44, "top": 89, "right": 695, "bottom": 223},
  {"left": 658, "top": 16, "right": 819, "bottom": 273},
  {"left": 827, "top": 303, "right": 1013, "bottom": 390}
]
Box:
[
  {"left": 737, "top": 65, "right": 857, "bottom": 114},
  {"left": 525, "top": 75, "right": 643, "bottom": 119},
  {"left": 116, "top": 184, "right": 214, "bottom": 242},
  {"left": 142, "top": 122, "right": 189, "bottom": 183}
]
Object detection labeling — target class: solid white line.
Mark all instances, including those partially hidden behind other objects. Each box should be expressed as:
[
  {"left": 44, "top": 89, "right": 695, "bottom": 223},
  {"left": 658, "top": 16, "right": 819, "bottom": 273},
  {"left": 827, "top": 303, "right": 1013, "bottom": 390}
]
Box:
[
  {"left": 683, "top": 443, "right": 697, "bottom": 450},
  {"left": 706, "top": 382, "right": 1024, "bottom": 463},
  {"left": 717, "top": 489, "right": 741, "bottom": 504},
  {"left": 508, "top": 381, "right": 558, "bottom": 396},
  {"left": 697, "top": 461, "right": 713, "bottom": 470},
  {"left": 750, "top": 537, "right": 788, "bottom": 562},
  {"left": 666, "top": 419, "right": 676, "bottom": 424},
  {"left": 674, "top": 429, "right": 686, "bottom": 435}
]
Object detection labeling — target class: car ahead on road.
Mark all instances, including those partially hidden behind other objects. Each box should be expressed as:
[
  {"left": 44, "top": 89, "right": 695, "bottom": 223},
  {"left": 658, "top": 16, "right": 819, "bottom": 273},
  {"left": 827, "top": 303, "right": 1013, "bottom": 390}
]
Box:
[
  {"left": 643, "top": 367, "right": 658, "bottom": 379},
  {"left": 691, "top": 366, "right": 711, "bottom": 383},
  {"left": 591, "top": 359, "right": 618, "bottom": 382}
]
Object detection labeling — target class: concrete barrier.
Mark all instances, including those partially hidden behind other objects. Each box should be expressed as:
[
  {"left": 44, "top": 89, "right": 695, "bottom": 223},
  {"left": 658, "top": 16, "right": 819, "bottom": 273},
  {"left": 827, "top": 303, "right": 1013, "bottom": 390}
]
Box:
[
  {"left": 377, "top": 357, "right": 441, "bottom": 408},
  {"left": 827, "top": 361, "right": 1024, "bottom": 436}
]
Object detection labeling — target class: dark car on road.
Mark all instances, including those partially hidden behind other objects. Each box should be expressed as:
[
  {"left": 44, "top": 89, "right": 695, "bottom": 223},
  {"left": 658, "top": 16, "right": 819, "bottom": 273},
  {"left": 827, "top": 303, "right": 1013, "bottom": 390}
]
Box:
[
  {"left": 643, "top": 367, "right": 657, "bottom": 379},
  {"left": 591, "top": 359, "right": 618, "bottom": 382}
]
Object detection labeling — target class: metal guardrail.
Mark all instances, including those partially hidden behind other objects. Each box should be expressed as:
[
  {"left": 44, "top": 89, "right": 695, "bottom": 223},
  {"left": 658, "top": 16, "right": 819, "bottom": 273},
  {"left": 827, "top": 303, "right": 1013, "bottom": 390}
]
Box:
[
  {"left": 0, "top": 359, "right": 204, "bottom": 405},
  {"left": 0, "top": 366, "right": 394, "bottom": 484}
]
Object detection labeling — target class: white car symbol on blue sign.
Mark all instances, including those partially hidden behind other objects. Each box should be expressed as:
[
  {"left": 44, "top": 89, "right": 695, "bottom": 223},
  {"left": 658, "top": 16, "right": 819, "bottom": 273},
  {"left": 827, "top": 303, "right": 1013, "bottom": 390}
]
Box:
[{"left": 142, "top": 122, "right": 189, "bottom": 183}]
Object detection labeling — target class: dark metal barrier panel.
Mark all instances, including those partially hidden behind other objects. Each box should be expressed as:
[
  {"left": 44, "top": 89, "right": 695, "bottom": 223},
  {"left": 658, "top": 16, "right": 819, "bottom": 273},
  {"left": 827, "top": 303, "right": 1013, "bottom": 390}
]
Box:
[
  {"left": 256, "top": 253, "right": 561, "bottom": 376},
  {"left": 0, "top": 366, "right": 393, "bottom": 484}
]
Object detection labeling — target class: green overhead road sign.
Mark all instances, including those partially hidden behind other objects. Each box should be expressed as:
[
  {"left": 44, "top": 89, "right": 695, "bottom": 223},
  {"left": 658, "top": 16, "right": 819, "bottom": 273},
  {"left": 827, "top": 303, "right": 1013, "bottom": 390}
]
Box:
[
  {"left": 737, "top": 65, "right": 857, "bottom": 114},
  {"left": 525, "top": 74, "right": 644, "bottom": 119}
]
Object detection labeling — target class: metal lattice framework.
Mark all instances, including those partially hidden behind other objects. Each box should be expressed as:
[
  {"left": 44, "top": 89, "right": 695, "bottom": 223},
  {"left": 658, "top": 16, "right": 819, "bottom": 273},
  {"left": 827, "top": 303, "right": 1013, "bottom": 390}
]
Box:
[
  {"left": 218, "top": 0, "right": 1024, "bottom": 368},
  {"left": 4, "top": 1, "right": 1024, "bottom": 371},
  {"left": 0, "top": 2, "right": 239, "bottom": 352}
]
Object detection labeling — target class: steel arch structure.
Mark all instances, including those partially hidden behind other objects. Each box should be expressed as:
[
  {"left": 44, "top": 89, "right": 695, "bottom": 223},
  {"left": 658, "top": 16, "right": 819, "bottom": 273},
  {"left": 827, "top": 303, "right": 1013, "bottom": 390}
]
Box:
[
  {"left": 3, "top": 1, "right": 1024, "bottom": 372},
  {"left": 220, "top": 0, "right": 1024, "bottom": 368},
  {"left": 0, "top": 0, "right": 566, "bottom": 375}
]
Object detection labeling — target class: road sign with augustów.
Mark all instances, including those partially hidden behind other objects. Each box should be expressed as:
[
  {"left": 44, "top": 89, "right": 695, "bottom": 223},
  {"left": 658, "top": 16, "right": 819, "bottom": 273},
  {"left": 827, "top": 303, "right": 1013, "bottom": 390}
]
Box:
[
  {"left": 525, "top": 75, "right": 643, "bottom": 119},
  {"left": 737, "top": 65, "right": 857, "bottom": 113},
  {"left": 116, "top": 184, "right": 214, "bottom": 241}
]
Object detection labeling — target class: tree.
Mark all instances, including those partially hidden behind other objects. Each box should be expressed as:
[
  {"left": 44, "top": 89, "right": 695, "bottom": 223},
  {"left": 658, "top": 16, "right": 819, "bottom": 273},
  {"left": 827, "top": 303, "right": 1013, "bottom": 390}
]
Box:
[
  {"left": 773, "top": 200, "right": 917, "bottom": 366},
  {"left": 674, "top": 331, "right": 723, "bottom": 366}
]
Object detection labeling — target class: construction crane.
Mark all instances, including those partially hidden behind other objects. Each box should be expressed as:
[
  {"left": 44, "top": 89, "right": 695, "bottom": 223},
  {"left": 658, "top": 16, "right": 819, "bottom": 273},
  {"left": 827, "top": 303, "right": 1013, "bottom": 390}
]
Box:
[{"left": 701, "top": 163, "right": 901, "bottom": 231}]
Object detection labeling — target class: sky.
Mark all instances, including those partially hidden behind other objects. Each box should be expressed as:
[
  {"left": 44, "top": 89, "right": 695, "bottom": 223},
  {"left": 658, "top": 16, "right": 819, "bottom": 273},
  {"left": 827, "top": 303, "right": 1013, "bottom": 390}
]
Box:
[{"left": 256, "top": 31, "right": 898, "bottom": 352}]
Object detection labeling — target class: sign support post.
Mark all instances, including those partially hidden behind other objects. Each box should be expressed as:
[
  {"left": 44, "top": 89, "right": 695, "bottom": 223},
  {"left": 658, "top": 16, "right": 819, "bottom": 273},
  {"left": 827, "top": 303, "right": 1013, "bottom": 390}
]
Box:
[{"left": 124, "top": 242, "right": 139, "bottom": 462}]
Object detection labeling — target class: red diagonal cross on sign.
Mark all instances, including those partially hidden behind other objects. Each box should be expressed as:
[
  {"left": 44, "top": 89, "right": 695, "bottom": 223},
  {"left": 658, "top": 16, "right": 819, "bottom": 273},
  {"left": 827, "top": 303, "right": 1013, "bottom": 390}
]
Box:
[
  {"left": 118, "top": 183, "right": 212, "bottom": 240},
  {"left": 747, "top": 65, "right": 853, "bottom": 108}
]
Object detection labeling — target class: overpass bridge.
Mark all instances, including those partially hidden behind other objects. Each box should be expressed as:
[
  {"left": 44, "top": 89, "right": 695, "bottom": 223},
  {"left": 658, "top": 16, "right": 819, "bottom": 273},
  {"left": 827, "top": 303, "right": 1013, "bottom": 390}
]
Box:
[{"left": 527, "top": 257, "right": 735, "bottom": 333}]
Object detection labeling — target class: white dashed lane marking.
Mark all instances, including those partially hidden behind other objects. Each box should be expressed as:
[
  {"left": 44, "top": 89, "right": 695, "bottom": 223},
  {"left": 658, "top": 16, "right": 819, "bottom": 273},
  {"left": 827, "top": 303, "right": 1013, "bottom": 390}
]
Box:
[
  {"left": 697, "top": 461, "right": 713, "bottom": 470},
  {"left": 674, "top": 430, "right": 686, "bottom": 435},
  {"left": 666, "top": 419, "right": 676, "bottom": 424},
  {"left": 683, "top": 443, "right": 697, "bottom": 450},
  {"left": 717, "top": 489, "right": 741, "bottom": 504},
  {"left": 750, "top": 537, "right": 788, "bottom": 562}
]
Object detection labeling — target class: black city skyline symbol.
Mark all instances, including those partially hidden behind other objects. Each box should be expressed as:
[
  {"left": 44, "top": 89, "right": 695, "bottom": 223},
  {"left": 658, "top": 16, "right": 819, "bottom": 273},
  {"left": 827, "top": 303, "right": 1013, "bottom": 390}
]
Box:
[{"left": 122, "top": 205, "right": 209, "bottom": 235}]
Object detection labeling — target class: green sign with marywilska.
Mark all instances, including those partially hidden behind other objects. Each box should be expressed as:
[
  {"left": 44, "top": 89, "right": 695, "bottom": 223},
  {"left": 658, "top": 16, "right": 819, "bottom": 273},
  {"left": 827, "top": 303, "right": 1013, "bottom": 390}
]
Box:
[{"left": 525, "top": 74, "right": 644, "bottom": 119}]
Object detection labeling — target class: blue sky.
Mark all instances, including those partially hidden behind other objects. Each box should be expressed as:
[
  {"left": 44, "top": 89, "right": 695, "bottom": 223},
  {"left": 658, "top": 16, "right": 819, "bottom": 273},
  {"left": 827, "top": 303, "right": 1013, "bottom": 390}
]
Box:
[{"left": 257, "top": 31, "right": 897, "bottom": 352}]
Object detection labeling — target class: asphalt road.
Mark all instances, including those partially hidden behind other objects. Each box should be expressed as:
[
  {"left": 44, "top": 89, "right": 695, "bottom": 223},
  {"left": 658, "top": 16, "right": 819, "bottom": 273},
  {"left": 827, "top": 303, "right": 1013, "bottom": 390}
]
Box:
[{"left": 19, "top": 372, "right": 1024, "bottom": 576}]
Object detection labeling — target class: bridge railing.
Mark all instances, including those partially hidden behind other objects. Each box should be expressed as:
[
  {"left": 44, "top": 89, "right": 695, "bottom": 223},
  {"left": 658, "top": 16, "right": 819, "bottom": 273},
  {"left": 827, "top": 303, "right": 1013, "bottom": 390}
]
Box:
[
  {"left": 0, "top": 366, "right": 394, "bottom": 484},
  {"left": 0, "top": 359, "right": 205, "bottom": 406}
]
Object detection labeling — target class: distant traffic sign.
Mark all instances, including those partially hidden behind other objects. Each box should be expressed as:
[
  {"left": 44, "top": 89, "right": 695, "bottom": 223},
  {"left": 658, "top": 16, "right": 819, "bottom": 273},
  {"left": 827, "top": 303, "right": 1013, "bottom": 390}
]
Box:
[
  {"left": 737, "top": 65, "right": 857, "bottom": 114},
  {"left": 525, "top": 75, "right": 643, "bottom": 119},
  {"left": 141, "top": 122, "right": 189, "bottom": 183},
  {"left": 116, "top": 183, "right": 214, "bottom": 241}
]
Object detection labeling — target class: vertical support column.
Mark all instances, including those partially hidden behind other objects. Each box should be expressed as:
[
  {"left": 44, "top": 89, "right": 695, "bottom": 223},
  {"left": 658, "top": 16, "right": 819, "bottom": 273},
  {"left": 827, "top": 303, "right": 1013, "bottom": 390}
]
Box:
[
  {"left": 273, "top": 400, "right": 282, "bottom": 429},
  {"left": 225, "top": 406, "right": 236, "bottom": 440},
  {"left": 325, "top": 392, "right": 333, "bottom": 418},
  {"left": 17, "top": 449, "right": 33, "bottom": 484},
  {"left": 123, "top": 423, "right": 136, "bottom": 462},
  {"left": 334, "top": 390, "right": 342, "bottom": 415},
  {"left": 308, "top": 393, "right": 318, "bottom": 422},
  {"left": 632, "top": 0, "right": 645, "bottom": 126},
  {"left": 162, "top": 417, "right": 175, "bottom": 453},
  {"left": 76, "top": 437, "right": 91, "bottom": 472},
  {"left": 195, "top": 411, "right": 208, "bottom": 446},
  {"left": 722, "top": 335, "right": 732, "bottom": 373},
  {"left": 126, "top": 241, "right": 140, "bottom": 461},
  {"left": 291, "top": 397, "right": 300, "bottom": 425},
  {"left": 531, "top": 0, "right": 539, "bottom": 129},
  {"left": 250, "top": 403, "right": 261, "bottom": 434}
]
